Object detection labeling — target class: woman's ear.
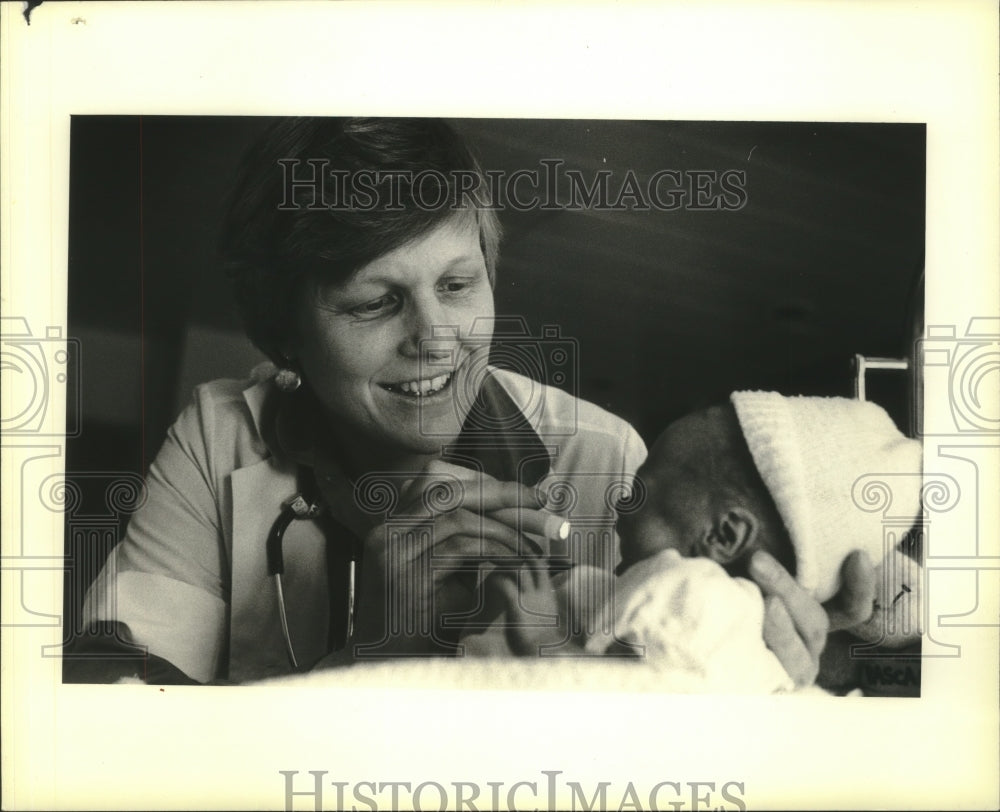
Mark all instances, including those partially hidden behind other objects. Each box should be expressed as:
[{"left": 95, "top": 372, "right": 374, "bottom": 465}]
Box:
[{"left": 706, "top": 506, "right": 759, "bottom": 563}]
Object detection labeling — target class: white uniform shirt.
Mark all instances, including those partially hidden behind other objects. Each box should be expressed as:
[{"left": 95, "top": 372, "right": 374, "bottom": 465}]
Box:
[{"left": 82, "top": 367, "right": 647, "bottom": 683}]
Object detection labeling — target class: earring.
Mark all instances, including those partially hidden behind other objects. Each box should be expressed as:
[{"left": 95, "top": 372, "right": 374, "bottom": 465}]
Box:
[{"left": 275, "top": 368, "right": 302, "bottom": 392}]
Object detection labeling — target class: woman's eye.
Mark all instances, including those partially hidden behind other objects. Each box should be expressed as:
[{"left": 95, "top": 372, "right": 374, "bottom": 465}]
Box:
[
  {"left": 438, "top": 278, "right": 473, "bottom": 295},
  {"left": 351, "top": 294, "right": 398, "bottom": 318}
]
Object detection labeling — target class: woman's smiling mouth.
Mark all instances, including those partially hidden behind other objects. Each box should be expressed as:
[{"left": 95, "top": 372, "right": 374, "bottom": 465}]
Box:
[{"left": 380, "top": 371, "right": 454, "bottom": 398}]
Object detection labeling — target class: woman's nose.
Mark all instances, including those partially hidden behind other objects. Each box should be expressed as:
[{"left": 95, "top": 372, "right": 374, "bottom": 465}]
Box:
[{"left": 400, "top": 296, "right": 458, "bottom": 359}]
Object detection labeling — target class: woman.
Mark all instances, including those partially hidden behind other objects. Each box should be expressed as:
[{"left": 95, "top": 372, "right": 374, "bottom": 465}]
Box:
[{"left": 72, "top": 118, "right": 874, "bottom": 685}]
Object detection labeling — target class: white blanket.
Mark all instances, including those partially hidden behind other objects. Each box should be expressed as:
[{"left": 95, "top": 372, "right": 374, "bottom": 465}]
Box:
[{"left": 254, "top": 550, "right": 805, "bottom": 694}]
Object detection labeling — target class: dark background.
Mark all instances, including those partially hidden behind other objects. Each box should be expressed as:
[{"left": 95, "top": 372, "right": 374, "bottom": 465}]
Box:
[{"left": 64, "top": 116, "right": 925, "bottom": 631}]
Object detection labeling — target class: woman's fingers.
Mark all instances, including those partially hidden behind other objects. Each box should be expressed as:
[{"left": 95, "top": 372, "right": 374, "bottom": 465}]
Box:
[
  {"left": 401, "top": 471, "right": 543, "bottom": 517},
  {"left": 358, "top": 468, "right": 560, "bottom": 649},
  {"left": 431, "top": 531, "right": 521, "bottom": 564},
  {"left": 364, "top": 505, "right": 548, "bottom": 588},
  {"left": 432, "top": 510, "right": 540, "bottom": 561},
  {"left": 388, "top": 465, "right": 558, "bottom": 558},
  {"left": 486, "top": 507, "right": 570, "bottom": 547}
]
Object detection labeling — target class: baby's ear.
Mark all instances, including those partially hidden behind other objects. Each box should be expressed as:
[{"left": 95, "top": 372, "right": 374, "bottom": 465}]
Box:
[{"left": 707, "top": 507, "right": 758, "bottom": 563}]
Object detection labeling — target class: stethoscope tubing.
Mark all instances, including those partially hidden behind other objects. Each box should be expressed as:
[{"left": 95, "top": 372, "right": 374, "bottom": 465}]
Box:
[{"left": 266, "top": 492, "right": 356, "bottom": 672}]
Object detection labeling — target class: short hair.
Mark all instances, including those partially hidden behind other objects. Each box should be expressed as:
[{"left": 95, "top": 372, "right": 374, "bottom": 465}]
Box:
[{"left": 220, "top": 117, "right": 502, "bottom": 363}]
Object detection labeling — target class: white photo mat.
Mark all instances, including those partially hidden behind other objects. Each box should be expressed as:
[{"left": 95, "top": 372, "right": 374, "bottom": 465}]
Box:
[{"left": 1, "top": 2, "right": 998, "bottom": 810}]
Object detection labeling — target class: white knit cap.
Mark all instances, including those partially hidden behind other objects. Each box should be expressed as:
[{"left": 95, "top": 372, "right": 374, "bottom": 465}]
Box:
[{"left": 729, "top": 392, "right": 923, "bottom": 602}]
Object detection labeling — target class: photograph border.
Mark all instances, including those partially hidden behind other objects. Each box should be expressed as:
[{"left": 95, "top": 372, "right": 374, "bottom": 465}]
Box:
[{"left": 2, "top": 2, "right": 998, "bottom": 810}]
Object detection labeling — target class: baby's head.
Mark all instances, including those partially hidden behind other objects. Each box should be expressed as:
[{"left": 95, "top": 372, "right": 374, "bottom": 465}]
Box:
[
  {"left": 616, "top": 392, "right": 924, "bottom": 603},
  {"left": 616, "top": 401, "right": 793, "bottom": 579}
]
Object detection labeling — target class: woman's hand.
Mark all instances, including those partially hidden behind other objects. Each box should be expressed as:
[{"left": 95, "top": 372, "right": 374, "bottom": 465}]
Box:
[
  {"left": 749, "top": 548, "right": 876, "bottom": 687},
  {"left": 351, "top": 472, "right": 559, "bottom": 657}
]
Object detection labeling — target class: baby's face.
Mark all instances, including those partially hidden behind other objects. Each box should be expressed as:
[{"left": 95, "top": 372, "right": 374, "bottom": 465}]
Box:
[{"left": 616, "top": 407, "right": 772, "bottom": 575}]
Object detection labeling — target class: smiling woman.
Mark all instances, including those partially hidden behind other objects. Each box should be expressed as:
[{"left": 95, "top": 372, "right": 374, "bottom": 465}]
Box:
[
  {"left": 65, "top": 117, "right": 898, "bottom": 686},
  {"left": 294, "top": 216, "right": 496, "bottom": 472},
  {"left": 67, "top": 118, "right": 652, "bottom": 682}
]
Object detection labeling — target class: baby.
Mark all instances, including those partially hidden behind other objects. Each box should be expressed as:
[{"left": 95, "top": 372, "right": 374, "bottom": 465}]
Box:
[{"left": 475, "top": 391, "right": 924, "bottom": 693}]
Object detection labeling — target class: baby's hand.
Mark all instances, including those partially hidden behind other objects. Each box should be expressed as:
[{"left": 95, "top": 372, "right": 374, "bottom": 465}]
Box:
[{"left": 483, "top": 557, "right": 567, "bottom": 656}]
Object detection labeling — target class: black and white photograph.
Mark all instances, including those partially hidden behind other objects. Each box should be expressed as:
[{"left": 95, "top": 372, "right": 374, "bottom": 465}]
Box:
[
  {"left": 61, "top": 115, "right": 927, "bottom": 697},
  {"left": 2, "top": 2, "right": 997, "bottom": 811}
]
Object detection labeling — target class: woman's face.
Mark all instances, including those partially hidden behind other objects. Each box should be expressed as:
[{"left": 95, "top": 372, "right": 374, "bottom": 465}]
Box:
[{"left": 291, "top": 215, "right": 495, "bottom": 468}]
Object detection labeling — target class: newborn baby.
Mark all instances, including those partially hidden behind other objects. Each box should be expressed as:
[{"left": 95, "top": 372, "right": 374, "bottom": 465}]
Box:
[{"left": 478, "top": 392, "right": 924, "bottom": 693}]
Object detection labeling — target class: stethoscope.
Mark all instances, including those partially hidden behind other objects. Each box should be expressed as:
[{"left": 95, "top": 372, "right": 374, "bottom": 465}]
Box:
[
  {"left": 264, "top": 454, "right": 567, "bottom": 672},
  {"left": 265, "top": 469, "right": 361, "bottom": 671}
]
